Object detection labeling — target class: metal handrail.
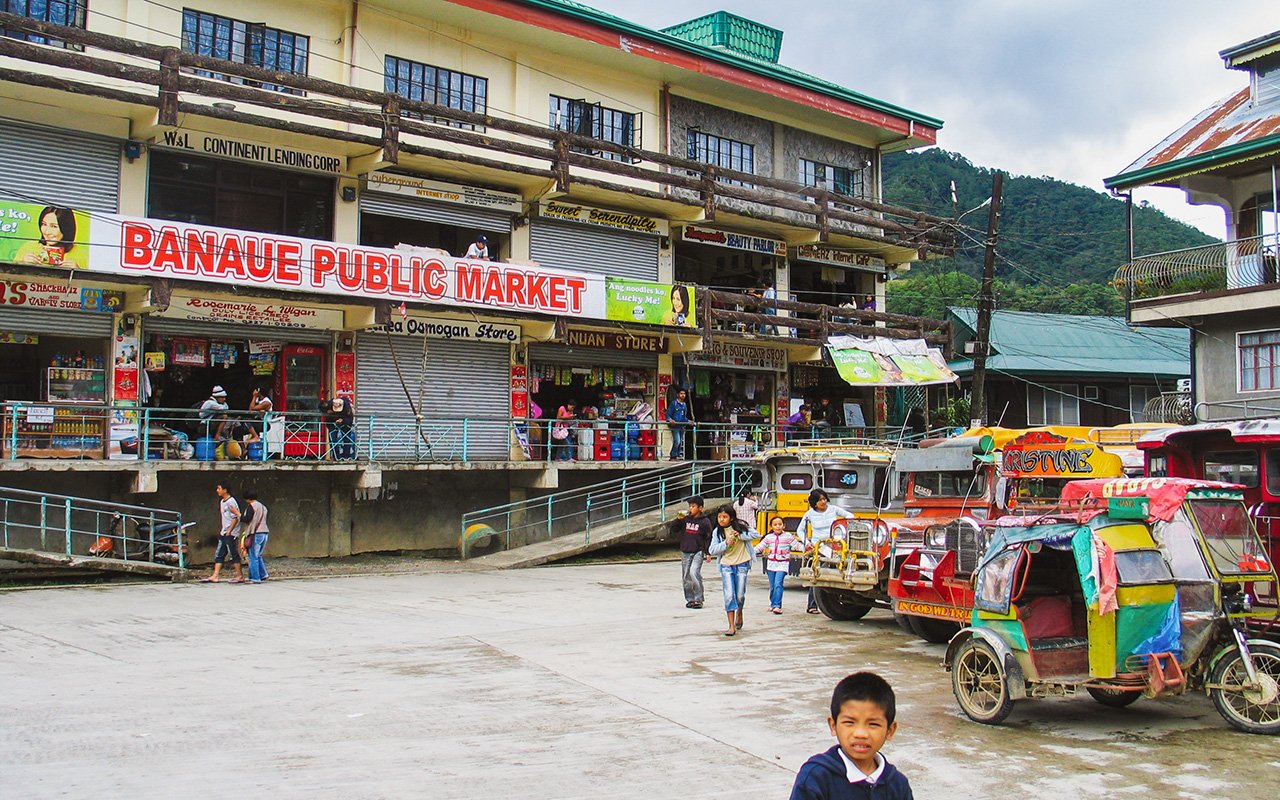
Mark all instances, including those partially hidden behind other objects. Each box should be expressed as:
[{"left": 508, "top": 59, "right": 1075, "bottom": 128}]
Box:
[
  {"left": 0, "top": 486, "right": 187, "bottom": 568},
  {"left": 1114, "top": 234, "right": 1279, "bottom": 301},
  {"left": 459, "top": 460, "right": 754, "bottom": 559},
  {"left": 1194, "top": 396, "right": 1280, "bottom": 423}
]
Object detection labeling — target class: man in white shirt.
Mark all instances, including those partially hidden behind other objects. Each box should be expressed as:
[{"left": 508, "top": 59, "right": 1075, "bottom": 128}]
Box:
[
  {"left": 464, "top": 233, "right": 490, "bottom": 260},
  {"left": 199, "top": 386, "right": 229, "bottom": 439},
  {"left": 203, "top": 483, "right": 244, "bottom": 583}
]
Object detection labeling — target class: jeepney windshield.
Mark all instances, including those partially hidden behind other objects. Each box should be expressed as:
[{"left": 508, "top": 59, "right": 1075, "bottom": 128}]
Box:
[
  {"left": 1187, "top": 499, "right": 1272, "bottom": 576},
  {"left": 913, "top": 470, "right": 986, "bottom": 499},
  {"left": 1203, "top": 450, "right": 1259, "bottom": 488},
  {"left": 1009, "top": 477, "right": 1072, "bottom": 503}
]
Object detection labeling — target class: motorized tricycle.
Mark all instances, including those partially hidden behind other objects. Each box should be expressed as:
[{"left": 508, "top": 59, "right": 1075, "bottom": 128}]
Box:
[{"left": 943, "top": 477, "right": 1280, "bottom": 734}]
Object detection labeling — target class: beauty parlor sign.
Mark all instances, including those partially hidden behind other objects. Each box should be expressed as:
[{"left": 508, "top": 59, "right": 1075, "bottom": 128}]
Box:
[{"left": 0, "top": 196, "right": 679, "bottom": 327}]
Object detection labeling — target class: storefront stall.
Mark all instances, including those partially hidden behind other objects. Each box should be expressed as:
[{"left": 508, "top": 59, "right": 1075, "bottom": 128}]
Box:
[
  {"left": 790, "top": 361, "right": 874, "bottom": 431},
  {"left": 529, "top": 327, "right": 662, "bottom": 461},
  {"left": 529, "top": 201, "right": 665, "bottom": 280},
  {"left": 356, "top": 315, "right": 517, "bottom": 460},
  {"left": 824, "top": 336, "right": 960, "bottom": 433},
  {"left": 788, "top": 243, "right": 884, "bottom": 312},
  {"left": 683, "top": 340, "right": 789, "bottom": 460},
  {"left": 674, "top": 225, "right": 787, "bottom": 320},
  {"left": 359, "top": 172, "right": 520, "bottom": 259},
  {"left": 0, "top": 280, "right": 122, "bottom": 458}
]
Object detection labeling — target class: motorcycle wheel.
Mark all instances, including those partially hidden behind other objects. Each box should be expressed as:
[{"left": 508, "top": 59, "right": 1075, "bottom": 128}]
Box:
[
  {"left": 907, "top": 615, "right": 961, "bottom": 644},
  {"left": 813, "top": 588, "right": 872, "bottom": 621},
  {"left": 1209, "top": 640, "right": 1280, "bottom": 735},
  {"left": 1086, "top": 687, "right": 1141, "bottom": 708},
  {"left": 951, "top": 638, "right": 1014, "bottom": 724}
]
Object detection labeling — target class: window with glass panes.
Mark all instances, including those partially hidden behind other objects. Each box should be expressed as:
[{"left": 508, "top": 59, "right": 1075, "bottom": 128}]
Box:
[
  {"left": 1027, "top": 383, "right": 1080, "bottom": 425},
  {"left": 549, "top": 96, "right": 639, "bottom": 161},
  {"left": 385, "top": 56, "right": 487, "bottom": 130},
  {"left": 1, "top": 0, "right": 87, "bottom": 48},
  {"left": 687, "top": 130, "right": 753, "bottom": 185},
  {"left": 180, "top": 10, "right": 309, "bottom": 94},
  {"left": 1239, "top": 330, "right": 1280, "bottom": 391},
  {"left": 799, "top": 158, "right": 864, "bottom": 199}
]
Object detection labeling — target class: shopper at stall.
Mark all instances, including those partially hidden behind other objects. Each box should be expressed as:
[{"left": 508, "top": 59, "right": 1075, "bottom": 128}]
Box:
[
  {"left": 551, "top": 399, "right": 577, "bottom": 462},
  {"left": 708, "top": 504, "right": 759, "bottom": 636},
  {"left": 666, "top": 388, "right": 692, "bottom": 460},
  {"left": 198, "top": 386, "right": 230, "bottom": 440},
  {"left": 811, "top": 398, "right": 844, "bottom": 431},
  {"left": 785, "top": 404, "right": 812, "bottom": 443},
  {"left": 464, "top": 233, "right": 490, "bottom": 260},
  {"left": 322, "top": 396, "right": 356, "bottom": 460}
]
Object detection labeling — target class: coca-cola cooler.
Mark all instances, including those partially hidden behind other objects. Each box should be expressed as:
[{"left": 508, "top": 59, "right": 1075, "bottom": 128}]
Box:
[{"left": 276, "top": 345, "right": 327, "bottom": 457}]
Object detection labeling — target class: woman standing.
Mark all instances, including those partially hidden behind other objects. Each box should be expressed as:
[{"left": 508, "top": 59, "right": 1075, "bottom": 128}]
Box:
[
  {"left": 552, "top": 399, "right": 577, "bottom": 462},
  {"left": 708, "top": 504, "right": 759, "bottom": 637},
  {"left": 796, "top": 488, "right": 854, "bottom": 613}
]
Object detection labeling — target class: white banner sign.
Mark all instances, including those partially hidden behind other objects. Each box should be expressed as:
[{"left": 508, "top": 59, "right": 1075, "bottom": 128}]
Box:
[
  {"left": 159, "top": 294, "right": 346, "bottom": 330},
  {"left": 681, "top": 224, "right": 787, "bottom": 257},
  {"left": 685, "top": 340, "right": 787, "bottom": 371},
  {"left": 795, "top": 244, "right": 886, "bottom": 272},
  {"left": 370, "top": 314, "right": 520, "bottom": 343},
  {"left": 539, "top": 201, "right": 668, "bottom": 236},
  {"left": 366, "top": 172, "right": 523, "bottom": 213}
]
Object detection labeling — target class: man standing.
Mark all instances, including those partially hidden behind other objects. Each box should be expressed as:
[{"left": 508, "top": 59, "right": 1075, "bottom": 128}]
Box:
[
  {"left": 322, "top": 396, "right": 356, "bottom": 460},
  {"left": 666, "top": 388, "right": 692, "bottom": 460},
  {"left": 464, "top": 233, "right": 490, "bottom": 260},
  {"left": 242, "top": 490, "right": 271, "bottom": 583},
  {"left": 203, "top": 482, "right": 244, "bottom": 583},
  {"left": 669, "top": 495, "right": 713, "bottom": 608}
]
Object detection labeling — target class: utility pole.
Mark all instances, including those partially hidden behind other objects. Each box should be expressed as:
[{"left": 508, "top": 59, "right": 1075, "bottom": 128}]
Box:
[{"left": 970, "top": 171, "right": 1004, "bottom": 426}]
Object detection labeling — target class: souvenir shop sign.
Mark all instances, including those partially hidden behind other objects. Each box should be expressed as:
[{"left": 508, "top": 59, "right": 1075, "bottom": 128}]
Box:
[
  {"left": 0, "top": 279, "right": 120, "bottom": 312},
  {"left": 539, "top": 201, "right": 668, "bottom": 236},
  {"left": 158, "top": 295, "right": 345, "bottom": 330},
  {"left": 0, "top": 196, "right": 604, "bottom": 319},
  {"left": 794, "top": 244, "right": 886, "bottom": 273},
  {"left": 366, "top": 172, "right": 523, "bottom": 213},
  {"left": 604, "top": 278, "right": 697, "bottom": 328},
  {"left": 680, "top": 224, "right": 787, "bottom": 257},
  {"left": 372, "top": 315, "right": 520, "bottom": 343},
  {"left": 826, "top": 336, "right": 958, "bottom": 387},
  {"left": 566, "top": 327, "right": 667, "bottom": 354},
  {"left": 685, "top": 340, "right": 787, "bottom": 372}
]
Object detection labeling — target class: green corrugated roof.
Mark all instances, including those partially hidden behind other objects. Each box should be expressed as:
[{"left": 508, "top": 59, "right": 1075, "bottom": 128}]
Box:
[
  {"left": 518, "top": 0, "right": 944, "bottom": 130},
  {"left": 947, "top": 308, "right": 1190, "bottom": 378}
]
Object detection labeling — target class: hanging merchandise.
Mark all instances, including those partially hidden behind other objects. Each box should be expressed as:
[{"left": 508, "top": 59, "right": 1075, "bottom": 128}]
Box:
[
  {"left": 695, "top": 369, "right": 711, "bottom": 397},
  {"left": 209, "top": 341, "right": 239, "bottom": 368},
  {"left": 248, "top": 352, "right": 277, "bottom": 376},
  {"left": 144, "top": 351, "right": 166, "bottom": 372}
]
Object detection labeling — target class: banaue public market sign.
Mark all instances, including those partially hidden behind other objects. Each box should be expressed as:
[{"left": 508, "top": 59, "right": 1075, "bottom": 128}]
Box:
[
  {"left": 158, "top": 294, "right": 345, "bottom": 330},
  {"left": 539, "top": 201, "right": 668, "bottom": 236},
  {"left": 0, "top": 196, "right": 679, "bottom": 324}
]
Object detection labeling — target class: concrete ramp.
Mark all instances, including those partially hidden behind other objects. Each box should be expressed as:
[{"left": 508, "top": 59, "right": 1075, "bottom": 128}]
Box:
[
  {"left": 469, "top": 498, "right": 728, "bottom": 570},
  {"left": 0, "top": 547, "right": 188, "bottom": 580}
]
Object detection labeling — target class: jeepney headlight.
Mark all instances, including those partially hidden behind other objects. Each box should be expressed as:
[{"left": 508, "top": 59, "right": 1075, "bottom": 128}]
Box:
[
  {"left": 925, "top": 525, "right": 947, "bottom": 548},
  {"left": 870, "top": 522, "right": 889, "bottom": 547}
]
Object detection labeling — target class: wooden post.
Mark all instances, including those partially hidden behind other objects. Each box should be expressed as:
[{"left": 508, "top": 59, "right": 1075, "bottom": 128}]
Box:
[
  {"left": 158, "top": 48, "right": 179, "bottom": 126},
  {"left": 971, "top": 171, "right": 1004, "bottom": 426},
  {"left": 382, "top": 96, "right": 400, "bottom": 165}
]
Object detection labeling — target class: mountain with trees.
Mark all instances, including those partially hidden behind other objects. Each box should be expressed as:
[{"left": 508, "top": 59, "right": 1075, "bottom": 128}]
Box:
[{"left": 881, "top": 149, "right": 1218, "bottom": 318}]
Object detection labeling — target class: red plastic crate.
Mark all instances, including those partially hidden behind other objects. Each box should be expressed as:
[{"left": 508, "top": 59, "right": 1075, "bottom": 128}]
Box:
[
  {"left": 594, "top": 442, "right": 611, "bottom": 461},
  {"left": 638, "top": 429, "right": 657, "bottom": 445}
]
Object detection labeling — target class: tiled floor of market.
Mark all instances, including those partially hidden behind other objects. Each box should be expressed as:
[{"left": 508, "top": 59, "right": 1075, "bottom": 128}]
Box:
[{"left": 2, "top": 562, "right": 1277, "bottom": 799}]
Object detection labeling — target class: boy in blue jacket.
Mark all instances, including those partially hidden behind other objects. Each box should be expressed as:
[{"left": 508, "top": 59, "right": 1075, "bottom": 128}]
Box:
[{"left": 789, "top": 672, "right": 913, "bottom": 800}]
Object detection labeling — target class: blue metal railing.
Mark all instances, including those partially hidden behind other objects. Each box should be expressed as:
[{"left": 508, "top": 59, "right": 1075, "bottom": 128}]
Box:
[
  {"left": 0, "top": 486, "right": 188, "bottom": 569},
  {"left": 459, "top": 460, "right": 754, "bottom": 559}
]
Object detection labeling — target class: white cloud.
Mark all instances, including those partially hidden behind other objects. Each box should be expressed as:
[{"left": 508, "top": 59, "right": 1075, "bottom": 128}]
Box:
[{"left": 580, "top": 0, "right": 1278, "bottom": 237}]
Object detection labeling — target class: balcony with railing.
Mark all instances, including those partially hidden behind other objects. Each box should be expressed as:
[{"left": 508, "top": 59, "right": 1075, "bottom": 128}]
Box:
[{"left": 1113, "top": 235, "right": 1280, "bottom": 305}]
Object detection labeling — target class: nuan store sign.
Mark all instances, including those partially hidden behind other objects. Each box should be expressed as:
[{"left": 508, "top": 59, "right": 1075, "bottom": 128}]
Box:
[{"left": 0, "top": 197, "right": 616, "bottom": 320}]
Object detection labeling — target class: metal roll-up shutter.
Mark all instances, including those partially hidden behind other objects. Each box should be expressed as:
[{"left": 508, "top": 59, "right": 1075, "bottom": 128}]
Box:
[
  {"left": 527, "top": 343, "right": 657, "bottom": 369},
  {"left": 0, "top": 118, "right": 120, "bottom": 212},
  {"left": 142, "top": 317, "right": 332, "bottom": 345},
  {"left": 360, "top": 193, "right": 513, "bottom": 233},
  {"left": 0, "top": 308, "right": 113, "bottom": 337},
  {"left": 355, "top": 334, "right": 510, "bottom": 459},
  {"left": 529, "top": 220, "right": 659, "bottom": 280}
]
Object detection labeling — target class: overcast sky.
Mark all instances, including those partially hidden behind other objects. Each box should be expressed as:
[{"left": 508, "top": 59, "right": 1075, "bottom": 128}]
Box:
[{"left": 581, "top": 0, "right": 1278, "bottom": 238}]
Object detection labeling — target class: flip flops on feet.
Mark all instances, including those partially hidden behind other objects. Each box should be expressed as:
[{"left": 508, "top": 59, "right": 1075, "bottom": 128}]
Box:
[{"left": 771, "top": 607, "right": 782, "bottom": 614}]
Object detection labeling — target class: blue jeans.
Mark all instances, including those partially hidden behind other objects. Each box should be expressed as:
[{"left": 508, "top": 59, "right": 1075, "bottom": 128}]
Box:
[
  {"left": 668, "top": 422, "right": 687, "bottom": 459},
  {"left": 247, "top": 533, "right": 269, "bottom": 581},
  {"left": 767, "top": 569, "right": 786, "bottom": 608},
  {"left": 719, "top": 561, "right": 750, "bottom": 612},
  {"left": 329, "top": 426, "right": 356, "bottom": 459}
]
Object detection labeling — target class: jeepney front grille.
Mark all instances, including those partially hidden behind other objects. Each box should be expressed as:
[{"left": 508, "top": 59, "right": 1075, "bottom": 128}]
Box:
[{"left": 944, "top": 520, "right": 984, "bottom": 575}]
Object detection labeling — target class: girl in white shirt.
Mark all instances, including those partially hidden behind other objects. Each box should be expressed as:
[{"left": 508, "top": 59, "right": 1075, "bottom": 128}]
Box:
[
  {"left": 754, "top": 516, "right": 799, "bottom": 614},
  {"left": 797, "top": 488, "right": 854, "bottom": 613}
]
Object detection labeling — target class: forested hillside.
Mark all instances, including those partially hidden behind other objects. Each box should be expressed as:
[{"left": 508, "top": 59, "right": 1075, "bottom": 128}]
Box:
[{"left": 881, "top": 149, "right": 1218, "bottom": 317}]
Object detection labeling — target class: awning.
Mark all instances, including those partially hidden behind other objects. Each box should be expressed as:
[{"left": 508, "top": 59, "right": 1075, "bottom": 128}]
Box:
[{"left": 826, "top": 336, "right": 959, "bottom": 387}]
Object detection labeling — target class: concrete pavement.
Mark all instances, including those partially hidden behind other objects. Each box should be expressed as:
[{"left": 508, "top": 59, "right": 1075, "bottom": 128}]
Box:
[{"left": 2, "top": 562, "right": 1278, "bottom": 798}]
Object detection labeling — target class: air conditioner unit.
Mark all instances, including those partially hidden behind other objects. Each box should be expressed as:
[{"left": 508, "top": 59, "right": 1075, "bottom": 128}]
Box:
[
  {"left": 963, "top": 341, "right": 982, "bottom": 355},
  {"left": 1084, "top": 386, "right": 1100, "bottom": 400}
]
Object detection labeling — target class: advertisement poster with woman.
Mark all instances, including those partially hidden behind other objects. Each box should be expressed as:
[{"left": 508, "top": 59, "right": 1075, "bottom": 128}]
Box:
[
  {"left": 0, "top": 199, "right": 92, "bottom": 269},
  {"left": 604, "top": 278, "right": 698, "bottom": 327}
]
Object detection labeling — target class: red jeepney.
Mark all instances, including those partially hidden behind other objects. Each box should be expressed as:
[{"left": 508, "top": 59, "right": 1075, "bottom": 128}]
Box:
[
  {"left": 887, "top": 429, "right": 1127, "bottom": 641},
  {"left": 1139, "top": 420, "right": 1280, "bottom": 611}
]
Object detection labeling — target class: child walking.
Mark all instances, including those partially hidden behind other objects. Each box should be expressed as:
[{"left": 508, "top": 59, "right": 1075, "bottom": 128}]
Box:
[
  {"left": 708, "top": 504, "right": 759, "bottom": 636},
  {"left": 755, "top": 516, "right": 799, "bottom": 614}
]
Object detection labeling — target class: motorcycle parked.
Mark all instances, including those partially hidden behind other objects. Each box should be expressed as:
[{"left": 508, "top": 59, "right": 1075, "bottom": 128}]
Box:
[{"left": 89, "top": 512, "right": 195, "bottom": 566}]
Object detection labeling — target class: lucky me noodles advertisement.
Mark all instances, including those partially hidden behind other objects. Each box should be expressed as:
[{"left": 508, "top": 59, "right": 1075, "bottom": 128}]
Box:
[{"left": 0, "top": 196, "right": 690, "bottom": 328}]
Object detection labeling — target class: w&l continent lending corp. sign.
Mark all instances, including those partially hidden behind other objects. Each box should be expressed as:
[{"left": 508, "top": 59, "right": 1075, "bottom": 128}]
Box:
[{"left": 681, "top": 224, "right": 787, "bottom": 257}]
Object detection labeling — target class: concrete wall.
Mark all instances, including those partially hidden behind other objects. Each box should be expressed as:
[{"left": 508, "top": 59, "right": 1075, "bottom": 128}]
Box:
[{"left": 1195, "top": 311, "right": 1280, "bottom": 420}]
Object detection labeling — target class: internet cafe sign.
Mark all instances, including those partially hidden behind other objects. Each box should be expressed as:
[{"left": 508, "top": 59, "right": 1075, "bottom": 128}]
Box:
[
  {"left": 152, "top": 128, "right": 344, "bottom": 174},
  {"left": 681, "top": 224, "right": 787, "bottom": 257},
  {"left": 685, "top": 340, "right": 786, "bottom": 372},
  {"left": 157, "top": 294, "right": 345, "bottom": 330},
  {"left": 539, "top": 201, "right": 667, "bottom": 236},
  {"left": 795, "top": 244, "right": 886, "bottom": 273},
  {"left": 366, "top": 172, "right": 522, "bottom": 213}
]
